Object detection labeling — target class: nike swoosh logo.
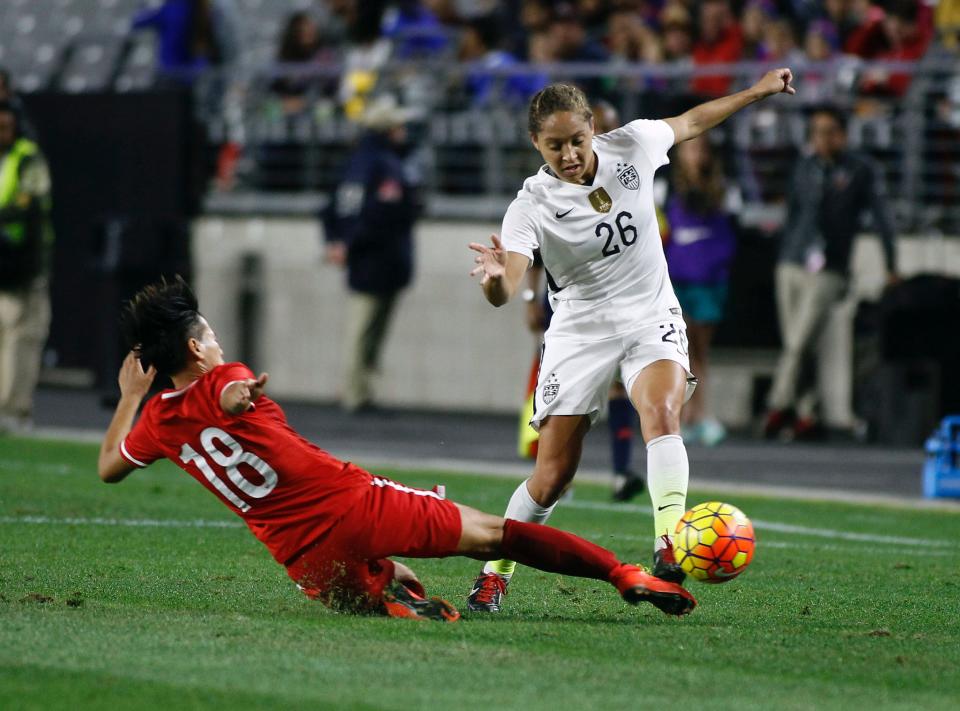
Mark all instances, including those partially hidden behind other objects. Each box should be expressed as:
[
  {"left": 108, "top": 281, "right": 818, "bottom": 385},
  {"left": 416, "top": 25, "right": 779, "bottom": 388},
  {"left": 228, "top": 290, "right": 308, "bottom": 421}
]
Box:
[
  {"left": 555, "top": 208, "right": 573, "bottom": 219},
  {"left": 657, "top": 504, "right": 681, "bottom": 511}
]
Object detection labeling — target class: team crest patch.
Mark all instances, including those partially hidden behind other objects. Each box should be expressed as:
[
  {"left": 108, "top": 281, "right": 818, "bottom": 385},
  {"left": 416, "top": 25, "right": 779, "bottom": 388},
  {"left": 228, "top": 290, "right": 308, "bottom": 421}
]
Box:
[
  {"left": 542, "top": 373, "right": 560, "bottom": 404},
  {"left": 587, "top": 187, "right": 612, "bottom": 213},
  {"left": 616, "top": 162, "right": 640, "bottom": 190}
]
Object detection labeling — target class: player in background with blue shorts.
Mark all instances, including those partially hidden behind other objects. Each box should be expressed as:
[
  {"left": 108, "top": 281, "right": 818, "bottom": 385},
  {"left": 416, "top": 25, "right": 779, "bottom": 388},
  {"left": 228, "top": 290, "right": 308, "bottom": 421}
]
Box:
[{"left": 467, "top": 69, "right": 795, "bottom": 612}]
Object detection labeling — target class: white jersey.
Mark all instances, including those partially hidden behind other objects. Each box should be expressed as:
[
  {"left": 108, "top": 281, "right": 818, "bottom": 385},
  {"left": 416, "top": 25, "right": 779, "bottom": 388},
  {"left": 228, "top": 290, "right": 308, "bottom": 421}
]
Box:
[{"left": 501, "top": 119, "right": 681, "bottom": 338}]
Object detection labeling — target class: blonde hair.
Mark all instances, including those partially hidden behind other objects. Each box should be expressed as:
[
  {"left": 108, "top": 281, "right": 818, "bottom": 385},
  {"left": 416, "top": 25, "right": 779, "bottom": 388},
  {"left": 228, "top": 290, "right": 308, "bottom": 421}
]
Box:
[{"left": 528, "top": 83, "right": 592, "bottom": 135}]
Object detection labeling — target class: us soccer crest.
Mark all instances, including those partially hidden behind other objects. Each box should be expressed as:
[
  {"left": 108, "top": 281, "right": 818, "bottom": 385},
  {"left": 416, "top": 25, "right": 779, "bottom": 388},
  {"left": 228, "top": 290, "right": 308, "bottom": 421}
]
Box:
[
  {"left": 587, "top": 187, "right": 612, "bottom": 213},
  {"left": 542, "top": 373, "right": 560, "bottom": 404},
  {"left": 616, "top": 162, "right": 639, "bottom": 190}
]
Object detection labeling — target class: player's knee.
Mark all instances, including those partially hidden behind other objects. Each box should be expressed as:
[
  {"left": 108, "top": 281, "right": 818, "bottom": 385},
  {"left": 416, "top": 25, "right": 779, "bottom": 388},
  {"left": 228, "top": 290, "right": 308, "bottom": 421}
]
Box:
[{"left": 639, "top": 400, "right": 681, "bottom": 435}]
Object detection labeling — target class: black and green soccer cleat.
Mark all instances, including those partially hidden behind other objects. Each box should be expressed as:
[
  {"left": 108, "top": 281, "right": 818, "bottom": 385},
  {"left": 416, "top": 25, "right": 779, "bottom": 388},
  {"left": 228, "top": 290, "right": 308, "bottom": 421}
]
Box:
[{"left": 466, "top": 572, "right": 509, "bottom": 612}]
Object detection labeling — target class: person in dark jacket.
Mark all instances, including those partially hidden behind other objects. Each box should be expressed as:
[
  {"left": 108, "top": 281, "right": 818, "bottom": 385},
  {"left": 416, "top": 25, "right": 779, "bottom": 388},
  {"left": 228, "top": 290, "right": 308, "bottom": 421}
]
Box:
[
  {"left": 764, "top": 105, "right": 899, "bottom": 440},
  {"left": 323, "top": 95, "right": 422, "bottom": 413},
  {"left": 0, "top": 102, "right": 53, "bottom": 432}
]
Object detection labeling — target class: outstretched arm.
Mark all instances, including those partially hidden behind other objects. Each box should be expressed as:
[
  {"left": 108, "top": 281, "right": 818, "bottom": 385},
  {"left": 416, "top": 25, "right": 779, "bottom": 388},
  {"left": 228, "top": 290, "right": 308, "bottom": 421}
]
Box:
[
  {"left": 98, "top": 352, "right": 156, "bottom": 483},
  {"left": 664, "top": 68, "right": 795, "bottom": 144},
  {"left": 220, "top": 373, "right": 269, "bottom": 415},
  {"left": 468, "top": 234, "right": 531, "bottom": 307}
]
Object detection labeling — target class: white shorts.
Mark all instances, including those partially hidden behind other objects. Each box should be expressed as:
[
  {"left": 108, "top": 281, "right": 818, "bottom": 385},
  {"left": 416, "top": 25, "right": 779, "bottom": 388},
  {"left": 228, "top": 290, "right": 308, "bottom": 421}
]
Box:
[{"left": 531, "top": 318, "right": 694, "bottom": 431}]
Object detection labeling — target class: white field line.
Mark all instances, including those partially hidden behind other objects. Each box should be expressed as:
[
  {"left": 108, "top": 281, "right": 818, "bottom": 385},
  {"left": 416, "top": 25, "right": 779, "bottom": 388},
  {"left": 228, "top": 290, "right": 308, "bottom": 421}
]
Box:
[
  {"left": 561, "top": 500, "right": 959, "bottom": 549},
  {"left": 1, "top": 508, "right": 957, "bottom": 552},
  {"left": 583, "top": 532, "right": 958, "bottom": 558},
  {"left": 0, "top": 515, "right": 242, "bottom": 529},
  {"left": 12, "top": 429, "right": 960, "bottom": 511}
]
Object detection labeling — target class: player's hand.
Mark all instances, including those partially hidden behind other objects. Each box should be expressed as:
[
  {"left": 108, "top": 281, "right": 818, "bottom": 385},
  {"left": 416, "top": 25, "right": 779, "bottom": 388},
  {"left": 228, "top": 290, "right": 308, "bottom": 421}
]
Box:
[
  {"left": 117, "top": 351, "right": 156, "bottom": 401},
  {"left": 325, "top": 242, "right": 347, "bottom": 267},
  {"left": 221, "top": 372, "right": 269, "bottom": 415},
  {"left": 468, "top": 234, "right": 507, "bottom": 285},
  {"left": 755, "top": 68, "right": 796, "bottom": 97}
]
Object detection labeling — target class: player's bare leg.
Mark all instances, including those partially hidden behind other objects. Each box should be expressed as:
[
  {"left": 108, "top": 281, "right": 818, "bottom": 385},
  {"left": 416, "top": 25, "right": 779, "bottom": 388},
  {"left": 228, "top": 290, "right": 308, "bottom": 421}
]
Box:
[
  {"left": 629, "top": 360, "right": 689, "bottom": 583},
  {"left": 468, "top": 415, "right": 589, "bottom": 611},
  {"left": 527, "top": 414, "right": 591, "bottom": 506},
  {"left": 455, "top": 504, "right": 695, "bottom": 617}
]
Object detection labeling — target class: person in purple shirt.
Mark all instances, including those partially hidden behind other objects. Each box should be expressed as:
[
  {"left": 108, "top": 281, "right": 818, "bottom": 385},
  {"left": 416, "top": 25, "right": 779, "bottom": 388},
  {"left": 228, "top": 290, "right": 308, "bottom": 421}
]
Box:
[{"left": 663, "top": 135, "right": 736, "bottom": 445}]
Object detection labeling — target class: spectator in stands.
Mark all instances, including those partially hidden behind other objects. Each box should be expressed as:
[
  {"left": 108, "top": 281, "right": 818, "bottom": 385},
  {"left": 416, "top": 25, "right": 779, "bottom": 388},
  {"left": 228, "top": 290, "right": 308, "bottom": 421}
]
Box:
[
  {"left": 0, "top": 102, "right": 53, "bottom": 434},
  {"left": 692, "top": 0, "right": 744, "bottom": 96},
  {"left": 763, "top": 19, "right": 804, "bottom": 64},
  {"left": 741, "top": 0, "right": 777, "bottom": 60},
  {"left": 848, "top": 0, "right": 934, "bottom": 96},
  {"left": 663, "top": 136, "right": 737, "bottom": 446},
  {"left": 546, "top": 2, "right": 611, "bottom": 98},
  {"left": 322, "top": 95, "right": 423, "bottom": 413},
  {"left": 516, "top": 0, "right": 554, "bottom": 57},
  {"left": 661, "top": 3, "right": 695, "bottom": 63},
  {"left": 131, "top": 0, "right": 240, "bottom": 82},
  {"left": 607, "top": 9, "right": 663, "bottom": 64},
  {"left": 271, "top": 11, "right": 336, "bottom": 115},
  {"left": 382, "top": 0, "right": 451, "bottom": 59},
  {"left": 822, "top": 0, "right": 862, "bottom": 49},
  {"left": 548, "top": 2, "right": 610, "bottom": 64},
  {"left": 764, "top": 106, "right": 899, "bottom": 441},
  {"left": 457, "top": 15, "right": 547, "bottom": 106},
  {"left": 805, "top": 19, "right": 842, "bottom": 61},
  {"left": 338, "top": 1, "right": 391, "bottom": 120},
  {"left": 801, "top": 19, "right": 843, "bottom": 103}
]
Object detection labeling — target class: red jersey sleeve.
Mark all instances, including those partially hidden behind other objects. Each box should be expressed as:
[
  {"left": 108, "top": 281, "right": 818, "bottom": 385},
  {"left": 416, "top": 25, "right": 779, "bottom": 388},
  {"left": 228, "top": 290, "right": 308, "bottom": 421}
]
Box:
[
  {"left": 208, "top": 362, "right": 258, "bottom": 416},
  {"left": 119, "top": 399, "right": 164, "bottom": 468}
]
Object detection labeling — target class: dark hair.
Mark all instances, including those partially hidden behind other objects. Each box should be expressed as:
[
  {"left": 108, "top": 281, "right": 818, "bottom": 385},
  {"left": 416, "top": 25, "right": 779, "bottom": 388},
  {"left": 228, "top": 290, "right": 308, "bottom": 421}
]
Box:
[
  {"left": 886, "top": 0, "right": 920, "bottom": 23},
  {"left": 121, "top": 275, "right": 205, "bottom": 377},
  {"left": 278, "top": 11, "right": 319, "bottom": 61},
  {"left": 466, "top": 16, "right": 501, "bottom": 51},
  {"left": 808, "top": 104, "right": 847, "bottom": 132},
  {"left": 528, "top": 83, "right": 592, "bottom": 135}
]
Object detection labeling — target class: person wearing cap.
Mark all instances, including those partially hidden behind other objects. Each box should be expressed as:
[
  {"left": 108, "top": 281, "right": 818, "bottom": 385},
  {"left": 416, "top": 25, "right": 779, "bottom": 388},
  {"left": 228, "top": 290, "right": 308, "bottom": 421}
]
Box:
[{"left": 321, "top": 95, "right": 423, "bottom": 413}]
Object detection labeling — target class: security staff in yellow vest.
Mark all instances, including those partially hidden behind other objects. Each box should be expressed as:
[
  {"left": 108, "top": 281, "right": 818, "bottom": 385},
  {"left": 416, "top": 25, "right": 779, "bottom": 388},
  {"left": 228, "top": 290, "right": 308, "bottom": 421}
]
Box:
[{"left": 0, "top": 101, "right": 53, "bottom": 432}]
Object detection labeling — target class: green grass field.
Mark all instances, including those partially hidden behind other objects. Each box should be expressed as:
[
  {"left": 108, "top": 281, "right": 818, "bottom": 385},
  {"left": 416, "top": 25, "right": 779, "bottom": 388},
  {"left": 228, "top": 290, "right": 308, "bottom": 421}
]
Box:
[{"left": 2, "top": 437, "right": 959, "bottom": 710}]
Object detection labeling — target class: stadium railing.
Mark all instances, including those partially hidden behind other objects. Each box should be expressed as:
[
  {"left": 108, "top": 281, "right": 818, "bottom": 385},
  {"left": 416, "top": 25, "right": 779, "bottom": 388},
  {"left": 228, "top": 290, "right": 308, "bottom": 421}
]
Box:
[{"left": 191, "top": 56, "right": 960, "bottom": 235}]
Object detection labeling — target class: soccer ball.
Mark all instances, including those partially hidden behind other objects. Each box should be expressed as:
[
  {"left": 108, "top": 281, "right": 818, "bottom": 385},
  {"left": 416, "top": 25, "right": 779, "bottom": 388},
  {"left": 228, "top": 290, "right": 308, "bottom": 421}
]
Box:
[{"left": 673, "top": 501, "right": 756, "bottom": 583}]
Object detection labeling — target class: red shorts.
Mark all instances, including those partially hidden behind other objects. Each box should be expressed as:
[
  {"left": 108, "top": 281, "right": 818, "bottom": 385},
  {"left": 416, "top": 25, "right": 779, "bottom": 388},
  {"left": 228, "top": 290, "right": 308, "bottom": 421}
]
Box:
[{"left": 284, "top": 476, "right": 462, "bottom": 612}]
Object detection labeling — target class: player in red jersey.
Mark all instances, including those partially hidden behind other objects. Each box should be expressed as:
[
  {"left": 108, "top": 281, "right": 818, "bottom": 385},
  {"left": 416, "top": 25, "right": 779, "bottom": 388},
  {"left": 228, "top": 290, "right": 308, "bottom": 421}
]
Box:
[{"left": 97, "top": 277, "right": 696, "bottom": 621}]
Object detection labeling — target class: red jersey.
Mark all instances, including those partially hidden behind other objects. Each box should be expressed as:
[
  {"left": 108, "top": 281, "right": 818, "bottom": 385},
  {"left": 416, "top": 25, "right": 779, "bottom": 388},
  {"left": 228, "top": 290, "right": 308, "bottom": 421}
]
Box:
[{"left": 120, "top": 363, "right": 373, "bottom": 564}]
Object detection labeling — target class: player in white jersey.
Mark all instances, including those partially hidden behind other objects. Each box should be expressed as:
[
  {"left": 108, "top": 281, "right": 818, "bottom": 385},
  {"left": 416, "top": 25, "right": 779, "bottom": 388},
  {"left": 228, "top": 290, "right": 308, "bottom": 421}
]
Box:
[{"left": 466, "top": 68, "right": 795, "bottom": 612}]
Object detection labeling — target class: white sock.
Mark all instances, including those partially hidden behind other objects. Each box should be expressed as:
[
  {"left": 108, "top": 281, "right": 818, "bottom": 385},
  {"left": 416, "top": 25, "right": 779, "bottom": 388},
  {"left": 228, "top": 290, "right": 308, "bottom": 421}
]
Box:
[
  {"left": 483, "top": 479, "right": 556, "bottom": 577},
  {"left": 646, "top": 434, "right": 689, "bottom": 547}
]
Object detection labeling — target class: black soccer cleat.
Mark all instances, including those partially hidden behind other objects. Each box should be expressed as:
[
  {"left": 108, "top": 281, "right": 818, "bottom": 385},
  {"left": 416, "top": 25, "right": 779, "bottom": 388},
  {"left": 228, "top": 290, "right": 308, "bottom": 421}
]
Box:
[
  {"left": 383, "top": 580, "right": 460, "bottom": 622},
  {"left": 652, "top": 535, "right": 686, "bottom": 584},
  {"left": 466, "top": 572, "right": 508, "bottom": 612},
  {"left": 612, "top": 471, "right": 645, "bottom": 502}
]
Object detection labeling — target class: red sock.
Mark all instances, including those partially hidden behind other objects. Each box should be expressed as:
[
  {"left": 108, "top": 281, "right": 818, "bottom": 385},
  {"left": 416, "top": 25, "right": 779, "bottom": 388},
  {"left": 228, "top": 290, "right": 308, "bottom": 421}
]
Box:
[{"left": 500, "top": 519, "right": 621, "bottom": 581}]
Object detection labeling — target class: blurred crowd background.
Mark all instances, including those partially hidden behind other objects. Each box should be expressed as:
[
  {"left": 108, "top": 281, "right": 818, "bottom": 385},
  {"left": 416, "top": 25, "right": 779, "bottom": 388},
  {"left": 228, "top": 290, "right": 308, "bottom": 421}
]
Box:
[{"left": 1, "top": 0, "right": 959, "bottom": 450}]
